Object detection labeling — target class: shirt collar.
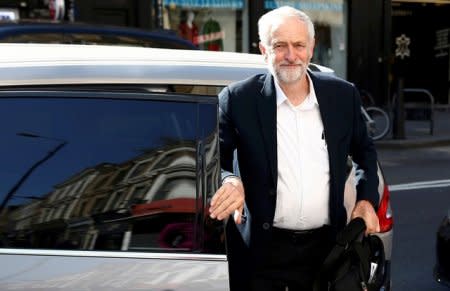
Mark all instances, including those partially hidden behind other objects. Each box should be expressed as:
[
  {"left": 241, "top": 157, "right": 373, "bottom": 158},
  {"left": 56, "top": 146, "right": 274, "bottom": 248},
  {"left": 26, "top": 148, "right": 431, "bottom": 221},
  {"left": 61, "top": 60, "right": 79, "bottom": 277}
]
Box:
[{"left": 275, "top": 72, "right": 318, "bottom": 110}]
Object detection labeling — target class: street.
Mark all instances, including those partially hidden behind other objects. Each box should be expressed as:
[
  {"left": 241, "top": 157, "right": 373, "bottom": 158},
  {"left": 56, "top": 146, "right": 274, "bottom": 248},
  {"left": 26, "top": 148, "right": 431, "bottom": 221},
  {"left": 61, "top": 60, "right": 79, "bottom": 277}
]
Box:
[{"left": 377, "top": 145, "right": 450, "bottom": 290}]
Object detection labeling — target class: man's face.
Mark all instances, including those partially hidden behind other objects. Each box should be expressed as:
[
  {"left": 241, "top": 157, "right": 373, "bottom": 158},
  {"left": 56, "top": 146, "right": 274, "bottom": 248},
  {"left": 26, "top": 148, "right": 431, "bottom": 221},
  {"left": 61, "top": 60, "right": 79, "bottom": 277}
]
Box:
[{"left": 260, "top": 17, "right": 315, "bottom": 85}]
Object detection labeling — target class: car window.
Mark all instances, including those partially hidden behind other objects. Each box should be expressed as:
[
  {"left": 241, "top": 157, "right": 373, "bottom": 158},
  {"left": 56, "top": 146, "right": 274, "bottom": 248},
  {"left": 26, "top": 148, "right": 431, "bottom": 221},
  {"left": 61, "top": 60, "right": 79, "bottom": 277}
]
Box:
[{"left": 0, "top": 92, "right": 224, "bottom": 255}]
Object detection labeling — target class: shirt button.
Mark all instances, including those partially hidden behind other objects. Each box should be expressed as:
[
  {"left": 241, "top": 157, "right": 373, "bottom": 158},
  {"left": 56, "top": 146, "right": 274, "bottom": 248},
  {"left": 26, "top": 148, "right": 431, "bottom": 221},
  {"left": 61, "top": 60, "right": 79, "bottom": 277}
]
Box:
[{"left": 262, "top": 222, "right": 270, "bottom": 230}]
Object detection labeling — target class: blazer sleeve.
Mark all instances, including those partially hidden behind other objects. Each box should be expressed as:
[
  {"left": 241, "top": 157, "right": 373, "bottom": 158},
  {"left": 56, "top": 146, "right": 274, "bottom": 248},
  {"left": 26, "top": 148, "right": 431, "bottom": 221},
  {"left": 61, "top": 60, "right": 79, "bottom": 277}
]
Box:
[
  {"left": 218, "top": 86, "right": 251, "bottom": 246},
  {"left": 218, "top": 86, "right": 237, "bottom": 176},
  {"left": 349, "top": 87, "right": 380, "bottom": 209}
]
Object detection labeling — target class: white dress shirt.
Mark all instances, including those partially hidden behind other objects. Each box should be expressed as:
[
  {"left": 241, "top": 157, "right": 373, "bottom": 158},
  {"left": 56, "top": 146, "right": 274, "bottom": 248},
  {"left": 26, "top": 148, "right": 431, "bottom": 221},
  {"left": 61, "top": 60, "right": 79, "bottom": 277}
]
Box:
[{"left": 273, "top": 73, "right": 330, "bottom": 230}]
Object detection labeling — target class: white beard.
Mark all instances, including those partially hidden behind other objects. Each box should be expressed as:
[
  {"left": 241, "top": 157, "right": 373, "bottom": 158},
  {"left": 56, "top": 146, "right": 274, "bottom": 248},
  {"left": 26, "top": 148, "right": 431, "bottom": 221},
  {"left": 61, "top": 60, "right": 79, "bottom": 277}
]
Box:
[
  {"left": 268, "top": 59, "right": 308, "bottom": 84},
  {"left": 278, "top": 65, "right": 306, "bottom": 83}
]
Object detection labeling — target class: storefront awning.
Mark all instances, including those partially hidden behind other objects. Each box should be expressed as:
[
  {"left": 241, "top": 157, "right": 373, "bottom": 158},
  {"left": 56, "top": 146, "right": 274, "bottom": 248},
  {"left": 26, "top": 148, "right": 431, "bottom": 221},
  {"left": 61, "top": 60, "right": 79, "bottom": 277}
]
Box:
[
  {"left": 264, "top": 0, "right": 344, "bottom": 26},
  {"left": 165, "top": 0, "right": 244, "bottom": 9}
]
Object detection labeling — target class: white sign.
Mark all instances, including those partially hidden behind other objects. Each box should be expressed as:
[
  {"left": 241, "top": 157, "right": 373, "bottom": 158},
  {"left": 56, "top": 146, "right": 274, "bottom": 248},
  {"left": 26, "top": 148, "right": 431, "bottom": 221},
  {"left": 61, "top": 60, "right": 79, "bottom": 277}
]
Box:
[
  {"left": 0, "top": 9, "right": 19, "bottom": 21},
  {"left": 395, "top": 34, "right": 411, "bottom": 59},
  {"left": 434, "top": 28, "right": 449, "bottom": 58}
]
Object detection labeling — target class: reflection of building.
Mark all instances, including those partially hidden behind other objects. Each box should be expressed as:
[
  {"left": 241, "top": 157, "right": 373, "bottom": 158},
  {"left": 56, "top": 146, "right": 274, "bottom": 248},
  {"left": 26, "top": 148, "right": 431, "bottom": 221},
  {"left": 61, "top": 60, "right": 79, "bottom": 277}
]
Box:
[
  {"left": 0, "top": 91, "right": 223, "bottom": 257},
  {"left": 86, "top": 144, "right": 198, "bottom": 251},
  {"left": 32, "top": 168, "right": 96, "bottom": 248},
  {"left": 7, "top": 199, "right": 42, "bottom": 247},
  {"left": 1, "top": 137, "right": 218, "bottom": 251}
]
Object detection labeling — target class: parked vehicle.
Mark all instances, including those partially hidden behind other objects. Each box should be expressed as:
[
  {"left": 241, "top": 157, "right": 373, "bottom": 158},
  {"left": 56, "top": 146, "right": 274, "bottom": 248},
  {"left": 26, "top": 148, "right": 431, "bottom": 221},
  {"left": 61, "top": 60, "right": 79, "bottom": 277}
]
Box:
[
  {"left": 435, "top": 209, "right": 450, "bottom": 287},
  {"left": 0, "top": 43, "right": 392, "bottom": 291},
  {"left": 0, "top": 20, "right": 198, "bottom": 49}
]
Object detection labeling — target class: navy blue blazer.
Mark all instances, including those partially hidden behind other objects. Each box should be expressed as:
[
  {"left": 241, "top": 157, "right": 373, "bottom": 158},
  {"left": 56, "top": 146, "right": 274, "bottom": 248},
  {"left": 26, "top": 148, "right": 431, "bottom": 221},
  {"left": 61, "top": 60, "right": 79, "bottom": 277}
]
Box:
[{"left": 219, "top": 71, "right": 379, "bottom": 257}]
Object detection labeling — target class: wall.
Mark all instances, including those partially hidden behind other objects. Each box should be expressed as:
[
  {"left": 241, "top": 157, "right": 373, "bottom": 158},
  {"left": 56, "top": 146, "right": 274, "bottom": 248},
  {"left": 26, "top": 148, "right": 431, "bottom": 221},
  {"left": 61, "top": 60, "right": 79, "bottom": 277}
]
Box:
[
  {"left": 347, "top": 0, "right": 391, "bottom": 106},
  {"left": 392, "top": 2, "right": 450, "bottom": 104}
]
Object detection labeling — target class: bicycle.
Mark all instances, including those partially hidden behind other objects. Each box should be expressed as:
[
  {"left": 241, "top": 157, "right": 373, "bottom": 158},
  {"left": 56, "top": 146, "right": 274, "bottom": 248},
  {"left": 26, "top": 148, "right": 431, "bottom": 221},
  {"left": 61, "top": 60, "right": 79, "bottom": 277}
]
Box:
[{"left": 359, "top": 90, "right": 391, "bottom": 141}]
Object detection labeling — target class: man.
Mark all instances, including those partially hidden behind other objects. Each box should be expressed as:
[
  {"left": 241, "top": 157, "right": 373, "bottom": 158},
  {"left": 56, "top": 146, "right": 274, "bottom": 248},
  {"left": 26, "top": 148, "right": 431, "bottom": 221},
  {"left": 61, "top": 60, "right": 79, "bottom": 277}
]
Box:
[{"left": 209, "top": 6, "right": 380, "bottom": 291}]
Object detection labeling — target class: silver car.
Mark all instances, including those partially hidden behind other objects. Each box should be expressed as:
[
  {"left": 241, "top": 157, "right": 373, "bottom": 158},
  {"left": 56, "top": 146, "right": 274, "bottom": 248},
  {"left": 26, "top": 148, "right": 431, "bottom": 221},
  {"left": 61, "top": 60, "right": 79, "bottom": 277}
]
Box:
[{"left": 0, "top": 43, "right": 392, "bottom": 291}]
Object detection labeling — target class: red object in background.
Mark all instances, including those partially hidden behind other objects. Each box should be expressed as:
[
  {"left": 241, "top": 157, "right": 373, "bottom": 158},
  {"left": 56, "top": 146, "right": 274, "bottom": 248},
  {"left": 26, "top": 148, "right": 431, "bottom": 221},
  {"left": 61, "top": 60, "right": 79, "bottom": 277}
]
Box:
[
  {"left": 178, "top": 21, "right": 198, "bottom": 46},
  {"left": 131, "top": 198, "right": 199, "bottom": 216},
  {"left": 377, "top": 185, "right": 393, "bottom": 232},
  {"left": 49, "top": 0, "right": 65, "bottom": 21},
  {"left": 158, "top": 222, "right": 194, "bottom": 249}
]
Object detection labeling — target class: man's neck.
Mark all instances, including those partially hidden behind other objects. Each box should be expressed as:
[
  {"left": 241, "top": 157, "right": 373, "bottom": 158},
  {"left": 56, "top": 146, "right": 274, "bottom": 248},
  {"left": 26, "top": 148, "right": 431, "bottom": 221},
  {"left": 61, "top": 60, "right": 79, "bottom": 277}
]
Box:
[{"left": 278, "top": 75, "right": 309, "bottom": 107}]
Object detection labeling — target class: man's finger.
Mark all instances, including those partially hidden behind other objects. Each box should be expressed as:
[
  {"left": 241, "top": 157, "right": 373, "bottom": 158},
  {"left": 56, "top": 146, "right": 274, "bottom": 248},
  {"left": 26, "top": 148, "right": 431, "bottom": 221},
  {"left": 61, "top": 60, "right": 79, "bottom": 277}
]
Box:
[
  {"left": 210, "top": 185, "right": 228, "bottom": 207},
  {"left": 233, "top": 209, "right": 242, "bottom": 224},
  {"left": 211, "top": 196, "right": 234, "bottom": 219}
]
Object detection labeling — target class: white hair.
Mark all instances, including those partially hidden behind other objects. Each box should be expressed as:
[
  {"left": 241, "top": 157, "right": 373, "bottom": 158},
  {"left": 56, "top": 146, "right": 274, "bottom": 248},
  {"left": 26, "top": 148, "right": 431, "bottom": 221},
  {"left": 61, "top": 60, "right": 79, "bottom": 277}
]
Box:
[{"left": 258, "top": 6, "right": 315, "bottom": 46}]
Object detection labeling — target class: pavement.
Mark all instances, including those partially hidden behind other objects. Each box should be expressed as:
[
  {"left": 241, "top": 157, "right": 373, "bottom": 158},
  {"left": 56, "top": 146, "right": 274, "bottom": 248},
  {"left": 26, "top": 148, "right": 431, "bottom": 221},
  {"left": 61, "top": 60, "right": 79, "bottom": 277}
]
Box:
[{"left": 374, "top": 107, "right": 450, "bottom": 149}]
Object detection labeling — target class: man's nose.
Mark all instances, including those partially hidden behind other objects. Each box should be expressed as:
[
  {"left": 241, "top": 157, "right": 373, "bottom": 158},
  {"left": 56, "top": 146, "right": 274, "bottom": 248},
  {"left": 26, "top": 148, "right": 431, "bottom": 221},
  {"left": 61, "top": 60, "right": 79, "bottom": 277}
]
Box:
[{"left": 285, "top": 45, "right": 296, "bottom": 62}]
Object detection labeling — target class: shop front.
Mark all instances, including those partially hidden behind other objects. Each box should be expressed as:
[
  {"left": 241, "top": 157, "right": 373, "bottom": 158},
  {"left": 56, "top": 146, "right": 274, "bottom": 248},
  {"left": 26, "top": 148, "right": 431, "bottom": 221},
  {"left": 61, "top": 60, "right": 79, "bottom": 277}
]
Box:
[{"left": 163, "top": 0, "right": 246, "bottom": 52}]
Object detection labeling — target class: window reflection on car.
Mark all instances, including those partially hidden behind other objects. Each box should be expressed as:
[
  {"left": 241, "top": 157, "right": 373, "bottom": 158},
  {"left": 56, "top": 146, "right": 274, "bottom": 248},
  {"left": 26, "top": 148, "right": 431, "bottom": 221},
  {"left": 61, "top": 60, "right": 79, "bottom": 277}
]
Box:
[{"left": 0, "top": 21, "right": 198, "bottom": 49}]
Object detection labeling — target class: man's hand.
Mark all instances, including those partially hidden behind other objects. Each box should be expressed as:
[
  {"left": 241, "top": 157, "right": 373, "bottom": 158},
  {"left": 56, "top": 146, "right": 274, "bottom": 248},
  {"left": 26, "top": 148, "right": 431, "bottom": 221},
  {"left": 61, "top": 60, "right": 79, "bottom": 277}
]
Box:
[
  {"left": 209, "top": 176, "right": 245, "bottom": 224},
  {"left": 351, "top": 200, "right": 380, "bottom": 235}
]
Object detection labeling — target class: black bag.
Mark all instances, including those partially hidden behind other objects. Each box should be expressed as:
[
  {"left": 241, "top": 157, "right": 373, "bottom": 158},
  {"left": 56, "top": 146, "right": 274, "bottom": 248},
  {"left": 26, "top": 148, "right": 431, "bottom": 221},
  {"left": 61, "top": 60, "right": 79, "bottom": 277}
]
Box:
[{"left": 313, "top": 218, "right": 385, "bottom": 291}]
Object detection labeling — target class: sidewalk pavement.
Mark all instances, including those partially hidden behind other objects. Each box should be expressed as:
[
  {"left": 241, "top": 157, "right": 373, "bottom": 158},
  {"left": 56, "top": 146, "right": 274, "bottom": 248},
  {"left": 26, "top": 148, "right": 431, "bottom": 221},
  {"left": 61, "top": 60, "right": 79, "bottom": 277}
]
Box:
[{"left": 375, "top": 108, "right": 450, "bottom": 149}]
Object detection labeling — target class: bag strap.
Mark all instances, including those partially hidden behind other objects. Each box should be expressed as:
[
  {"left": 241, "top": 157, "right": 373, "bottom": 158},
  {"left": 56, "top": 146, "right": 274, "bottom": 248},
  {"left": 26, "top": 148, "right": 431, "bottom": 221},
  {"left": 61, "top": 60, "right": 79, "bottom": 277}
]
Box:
[
  {"left": 313, "top": 218, "right": 367, "bottom": 291},
  {"left": 335, "top": 217, "right": 366, "bottom": 246},
  {"left": 318, "top": 218, "right": 366, "bottom": 276}
]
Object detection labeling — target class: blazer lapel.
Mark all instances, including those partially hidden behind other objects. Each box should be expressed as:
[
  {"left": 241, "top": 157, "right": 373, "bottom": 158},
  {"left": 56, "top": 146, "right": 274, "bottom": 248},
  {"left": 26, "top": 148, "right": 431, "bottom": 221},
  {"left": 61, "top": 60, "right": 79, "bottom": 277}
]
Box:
[{"left": 257, "top": 73, "right": 278, "bottom": 189}]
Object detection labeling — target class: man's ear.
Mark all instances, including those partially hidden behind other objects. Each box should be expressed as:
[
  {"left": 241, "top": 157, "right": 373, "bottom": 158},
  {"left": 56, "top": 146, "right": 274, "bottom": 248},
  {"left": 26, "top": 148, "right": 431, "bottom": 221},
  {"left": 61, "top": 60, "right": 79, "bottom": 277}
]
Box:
[
  {"left": 309, "top": 38, "right": 315, "bottom": 59},
  {"left": 259, "top": 42, "right": 268, "bottom": 62}
]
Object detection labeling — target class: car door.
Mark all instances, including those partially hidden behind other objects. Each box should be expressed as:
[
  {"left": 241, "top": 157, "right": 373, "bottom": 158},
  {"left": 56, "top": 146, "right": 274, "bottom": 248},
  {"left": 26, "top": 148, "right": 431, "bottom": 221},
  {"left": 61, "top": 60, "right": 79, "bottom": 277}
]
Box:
[{"left": 0, "top": 89, "right": 228, "bottom": 291}]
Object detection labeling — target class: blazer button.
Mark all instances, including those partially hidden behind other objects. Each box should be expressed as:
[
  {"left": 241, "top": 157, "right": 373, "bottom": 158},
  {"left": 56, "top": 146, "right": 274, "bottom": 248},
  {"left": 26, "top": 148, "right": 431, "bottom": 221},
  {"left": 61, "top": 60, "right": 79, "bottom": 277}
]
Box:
[
  {"left": 262, "top": 222, "right": 270, "bottom": 230},
  {"left": 268, "top": 189, "right": 276, "bottom": 196}
]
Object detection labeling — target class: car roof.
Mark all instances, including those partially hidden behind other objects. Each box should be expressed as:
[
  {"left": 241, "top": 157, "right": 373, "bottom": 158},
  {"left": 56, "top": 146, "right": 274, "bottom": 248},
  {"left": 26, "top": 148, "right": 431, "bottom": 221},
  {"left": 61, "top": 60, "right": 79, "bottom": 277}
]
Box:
[
  {"left": 0, "top": 43, "right": 267, "bottom": 87},
  {"left": 0, "top": 43, "right": 333, "bottom": 87},
  {"left": 0, "top": 21, "right": 198, "bottom": 50}
]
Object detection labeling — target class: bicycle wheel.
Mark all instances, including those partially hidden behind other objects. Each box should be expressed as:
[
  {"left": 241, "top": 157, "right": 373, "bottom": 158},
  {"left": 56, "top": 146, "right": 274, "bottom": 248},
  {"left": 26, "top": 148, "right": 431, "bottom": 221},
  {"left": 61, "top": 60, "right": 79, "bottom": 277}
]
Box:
[{"left": 365, "top": 106, "right": 390, "bottom": 140}]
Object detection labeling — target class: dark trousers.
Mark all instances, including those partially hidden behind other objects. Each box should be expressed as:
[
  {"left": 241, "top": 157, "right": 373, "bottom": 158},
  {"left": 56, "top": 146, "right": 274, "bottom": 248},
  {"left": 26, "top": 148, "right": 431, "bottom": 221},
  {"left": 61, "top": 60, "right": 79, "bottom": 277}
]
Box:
[{"left": 250, "top": 225, "right": 335, "bottom": 291}]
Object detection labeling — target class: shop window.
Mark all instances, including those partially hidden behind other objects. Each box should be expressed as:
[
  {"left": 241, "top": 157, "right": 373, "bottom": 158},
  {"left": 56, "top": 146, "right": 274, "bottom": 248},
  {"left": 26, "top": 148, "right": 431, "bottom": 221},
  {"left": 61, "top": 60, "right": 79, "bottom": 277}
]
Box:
[{"left": 164, "top": 4, "right": 243, "bottom": 52}]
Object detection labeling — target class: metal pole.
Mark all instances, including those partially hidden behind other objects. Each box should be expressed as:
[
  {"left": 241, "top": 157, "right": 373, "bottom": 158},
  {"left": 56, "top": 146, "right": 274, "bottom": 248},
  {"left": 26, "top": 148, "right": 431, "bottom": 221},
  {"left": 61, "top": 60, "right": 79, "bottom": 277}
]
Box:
[{"left": 393, "top": 78, "right": 405, "bottom": 139}]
